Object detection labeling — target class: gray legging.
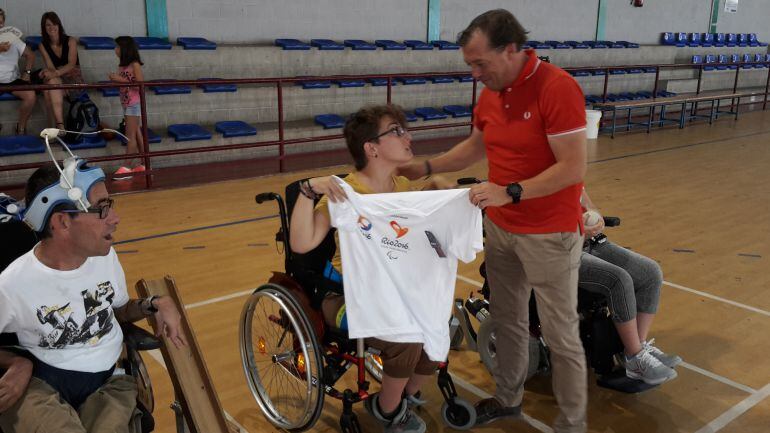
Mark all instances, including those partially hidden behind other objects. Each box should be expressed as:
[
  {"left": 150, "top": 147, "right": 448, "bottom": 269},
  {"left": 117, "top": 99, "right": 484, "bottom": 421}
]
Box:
[{"left": 579, "top": 241, "right": 663, "bottom": 323}]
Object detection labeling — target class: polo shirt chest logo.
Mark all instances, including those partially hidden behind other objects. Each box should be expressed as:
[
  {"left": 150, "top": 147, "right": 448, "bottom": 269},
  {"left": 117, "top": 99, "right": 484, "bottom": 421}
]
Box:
[{"left": 524, "top": 111, "right": 532, "bottom": 120}]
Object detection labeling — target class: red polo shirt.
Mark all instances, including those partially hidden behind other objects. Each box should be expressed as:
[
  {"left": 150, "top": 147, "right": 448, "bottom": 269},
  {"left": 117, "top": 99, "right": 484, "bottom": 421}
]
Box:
[{"left": 473, "top": 50, "right": 586, "bottom": 234}]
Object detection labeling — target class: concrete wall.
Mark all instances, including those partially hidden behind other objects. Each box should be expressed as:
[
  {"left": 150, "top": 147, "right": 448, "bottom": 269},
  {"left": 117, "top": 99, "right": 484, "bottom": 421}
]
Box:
[
  {"left": 0, "top": 0, "right": 146, "bottom": 38},
  {"left": 715, "top": 0, "right": 770, "bottom": 42},
  {"left": 604, "top": 0, "right": 712, "bottom": 45},
  {"left": 439, "top": 0, "right": 599, "bottom": 43}
]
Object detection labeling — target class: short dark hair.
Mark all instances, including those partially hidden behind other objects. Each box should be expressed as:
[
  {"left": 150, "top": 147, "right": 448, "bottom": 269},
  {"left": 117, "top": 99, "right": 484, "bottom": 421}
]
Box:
[
  {"left": 115, "top": 36, "right": 144, "bottom": 67},
  {"left": 343, "top": 105, "right": 408, "bottom": 171},
  {"left": 41, "top": 11, "right": 68, "bottom": 48},
  {"left": 25, "top": 163, "right": 78, "bottom": 238},
  {"left": 457, "top": 9, "right": 529, "bottom": 50}
]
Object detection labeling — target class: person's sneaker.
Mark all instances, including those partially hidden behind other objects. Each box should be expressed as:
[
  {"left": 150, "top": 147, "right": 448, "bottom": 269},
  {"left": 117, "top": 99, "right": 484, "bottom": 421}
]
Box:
[
  {"left": 113, "top": 166, "right": 133, "bottom": 180},
  {"left": 364, "top": 393, "right": 426, "bottom": 433},
  {"left": 643, "top": 339, "right": 682, "bottom": 368},
  {"left": 474, "top": 397, "right": 521, "bottom": 426},
  {"left": 625, "top": 349, "right": 678, "bottom": 385},
  {"left": 131, "top": 165, "right": 146, "bottom": 173}
]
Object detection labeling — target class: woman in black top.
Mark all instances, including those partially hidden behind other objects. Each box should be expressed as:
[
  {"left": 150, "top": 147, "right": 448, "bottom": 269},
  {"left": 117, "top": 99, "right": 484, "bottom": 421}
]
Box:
[{"left": 33, "top": 11, "right": 84, "bottom": 130}]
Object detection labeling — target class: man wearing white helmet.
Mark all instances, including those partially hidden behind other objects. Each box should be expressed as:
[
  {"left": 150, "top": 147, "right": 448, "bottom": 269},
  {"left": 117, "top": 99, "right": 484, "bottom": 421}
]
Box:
[{"left": 0, "top": 162, "right": 186, "bottom": 432}]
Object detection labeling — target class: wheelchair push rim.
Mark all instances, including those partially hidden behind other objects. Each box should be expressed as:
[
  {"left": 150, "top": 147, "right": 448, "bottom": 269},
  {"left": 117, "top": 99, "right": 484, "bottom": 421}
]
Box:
[{"left": 239, "top": 283, "right": 324, "bottom": 431}]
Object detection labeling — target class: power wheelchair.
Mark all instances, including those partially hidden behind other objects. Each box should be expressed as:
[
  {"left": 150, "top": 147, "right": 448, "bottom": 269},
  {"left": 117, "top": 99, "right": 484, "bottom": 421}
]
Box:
[
  {"left": 449, "top": 178, "right": 656, "bottom": 393},
  {"left": 0, "top": 211, "right": 160, "bottom": 433},
  {"left": 239, "top": 179, "right": 477, "bottom": 432}
]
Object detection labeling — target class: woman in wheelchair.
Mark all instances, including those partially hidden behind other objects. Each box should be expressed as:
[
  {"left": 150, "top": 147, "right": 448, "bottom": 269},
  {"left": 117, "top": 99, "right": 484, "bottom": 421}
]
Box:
[
  {"left": 580, "top": 189, "right": 681, "bottom": 385},
  {"left": 289, "top": 105, "right": 440, "bottom": 433}
]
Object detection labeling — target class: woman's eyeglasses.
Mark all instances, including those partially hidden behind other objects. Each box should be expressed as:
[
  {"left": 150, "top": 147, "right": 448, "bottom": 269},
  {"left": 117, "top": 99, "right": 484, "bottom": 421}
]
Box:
[{"left": 369, "top": 126, "right": 408, "bottom": 141}]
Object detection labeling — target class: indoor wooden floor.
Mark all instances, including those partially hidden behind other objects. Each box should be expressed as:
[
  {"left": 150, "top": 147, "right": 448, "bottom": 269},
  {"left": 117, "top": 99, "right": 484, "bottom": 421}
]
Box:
[{"left": 111, "top": 109, "right": 770, "bottom": 433}]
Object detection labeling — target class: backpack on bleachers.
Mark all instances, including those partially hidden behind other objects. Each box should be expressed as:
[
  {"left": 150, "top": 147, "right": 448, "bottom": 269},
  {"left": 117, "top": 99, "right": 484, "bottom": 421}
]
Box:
[{"left": 65, "top": 94, "right": 100, "bottom": 141}]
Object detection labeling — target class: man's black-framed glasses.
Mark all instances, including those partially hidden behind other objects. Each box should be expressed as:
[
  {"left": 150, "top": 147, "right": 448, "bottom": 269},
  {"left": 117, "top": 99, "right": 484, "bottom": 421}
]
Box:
[
  {"left": 60, "top": 198, "right": 115, "bottom": 219},
  {"left": 369, "top": 125, "right": 408, "bottom": 142}
]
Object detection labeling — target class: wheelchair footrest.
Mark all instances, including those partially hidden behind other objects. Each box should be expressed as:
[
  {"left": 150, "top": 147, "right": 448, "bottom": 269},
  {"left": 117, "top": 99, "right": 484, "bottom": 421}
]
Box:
[{"left": 596, "top": 369, "right": 659, "bottom": 393}]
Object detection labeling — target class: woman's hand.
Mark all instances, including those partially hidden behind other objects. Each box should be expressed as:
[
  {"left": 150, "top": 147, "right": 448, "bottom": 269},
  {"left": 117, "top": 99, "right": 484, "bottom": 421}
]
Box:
[
  {"left": 39, "top": 69, "right": 57, "bottom": 80},
  {"left": 307, "top": 176, "right": 347, "bottom": 202},
  {"left": 108, "top": 72, "right": 122, "bottom": 82}
]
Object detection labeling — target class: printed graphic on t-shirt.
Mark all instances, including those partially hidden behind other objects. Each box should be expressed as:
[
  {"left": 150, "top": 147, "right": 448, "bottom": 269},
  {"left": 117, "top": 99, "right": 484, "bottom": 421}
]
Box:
[{"left": 36, "top": 281, "right": 116, "bottom": 348}]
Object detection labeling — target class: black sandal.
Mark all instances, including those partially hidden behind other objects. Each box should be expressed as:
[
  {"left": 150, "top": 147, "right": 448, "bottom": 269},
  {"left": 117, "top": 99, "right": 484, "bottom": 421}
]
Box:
[{"left": 14, "top": 124, "right": 26, "bottom": 136}]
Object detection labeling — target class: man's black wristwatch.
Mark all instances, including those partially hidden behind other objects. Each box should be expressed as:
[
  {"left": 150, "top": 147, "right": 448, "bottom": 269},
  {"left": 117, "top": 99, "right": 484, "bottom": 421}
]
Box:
[{"left": 506, "top": 182, "right": 523, "bottom": 204}]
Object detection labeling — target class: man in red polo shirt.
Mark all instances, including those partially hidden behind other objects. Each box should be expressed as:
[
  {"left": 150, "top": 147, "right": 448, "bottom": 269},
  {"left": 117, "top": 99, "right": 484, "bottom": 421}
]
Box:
[{"left": 400, "top": 9, "right": 587, "bottom": 433}]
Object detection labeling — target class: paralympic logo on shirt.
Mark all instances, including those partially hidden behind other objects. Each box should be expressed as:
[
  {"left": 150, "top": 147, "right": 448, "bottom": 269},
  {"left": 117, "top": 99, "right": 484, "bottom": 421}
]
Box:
[
  {"left": 389, "top": 221, "right": 409, "bottom": 238},
  {"left": 358, "top": 216, "right": 372, "bottom": 231}
]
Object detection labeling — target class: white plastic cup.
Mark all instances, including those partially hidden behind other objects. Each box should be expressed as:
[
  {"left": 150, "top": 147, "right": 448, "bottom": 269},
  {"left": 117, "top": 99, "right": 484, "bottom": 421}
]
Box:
[{"left": 585, "top": 109, "right": 602, "bottom": 139}]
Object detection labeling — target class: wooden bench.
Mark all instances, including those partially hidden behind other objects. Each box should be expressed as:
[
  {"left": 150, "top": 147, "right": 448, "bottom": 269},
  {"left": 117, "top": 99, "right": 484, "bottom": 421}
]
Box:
[{"left": 592, "top": 91, "right": 765, "bottom": 138}]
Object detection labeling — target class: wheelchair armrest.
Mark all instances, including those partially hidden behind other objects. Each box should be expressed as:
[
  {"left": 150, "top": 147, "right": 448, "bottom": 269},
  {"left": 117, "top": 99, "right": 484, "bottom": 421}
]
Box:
[
  {"left": 603, "top": 216, "right": 620, "bottom": 227},
  {"left": 122, "top": 323, "right": 161, "bottom": 351}
]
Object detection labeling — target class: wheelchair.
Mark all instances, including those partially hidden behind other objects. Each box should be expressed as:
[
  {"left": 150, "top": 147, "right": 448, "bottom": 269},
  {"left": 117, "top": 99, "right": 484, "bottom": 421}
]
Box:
[
  {"left": 0, "top": 209, "right": 161, "bottom": 433},
  {"left": 239, "top": 179, "right": 477, "bottom": 432}
]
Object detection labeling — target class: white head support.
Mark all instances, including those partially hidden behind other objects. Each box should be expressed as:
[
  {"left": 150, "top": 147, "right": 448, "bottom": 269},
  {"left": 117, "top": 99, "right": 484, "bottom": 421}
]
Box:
[{"left": 22, "top": 132, "right": 106, "bottom": 232}]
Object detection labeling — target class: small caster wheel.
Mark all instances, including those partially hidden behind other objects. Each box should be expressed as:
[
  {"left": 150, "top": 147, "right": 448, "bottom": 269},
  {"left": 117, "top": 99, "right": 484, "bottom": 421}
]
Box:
[{"left": 440, "top": 398, "right": 476, "bottom": 430}]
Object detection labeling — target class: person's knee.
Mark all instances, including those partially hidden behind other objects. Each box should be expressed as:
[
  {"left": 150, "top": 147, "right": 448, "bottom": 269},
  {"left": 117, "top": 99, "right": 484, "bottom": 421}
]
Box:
[
  {"left": 15, "top": 91, "right": 36, "bottom": 106},
  {"left": 379, "top": 342, "right": 423, "bottom": 378},
  {"left": 45, "top": 76, "right": 63, "bottom": 85}
]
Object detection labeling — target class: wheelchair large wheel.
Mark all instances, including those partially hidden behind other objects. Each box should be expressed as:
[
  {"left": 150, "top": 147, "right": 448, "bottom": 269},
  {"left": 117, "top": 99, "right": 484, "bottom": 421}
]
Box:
[
  {"left": 477, "top": 317, "right": 540, "bottom": 381},
  {"left": 240, "top": 283, "right": 324, "bottom": 431}
]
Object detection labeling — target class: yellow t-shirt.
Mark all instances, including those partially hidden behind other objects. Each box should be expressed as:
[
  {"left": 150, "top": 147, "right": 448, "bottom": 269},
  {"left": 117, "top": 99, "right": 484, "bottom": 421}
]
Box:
[{"left": 314, "top": 172, "right": 411, "bottom": 272}]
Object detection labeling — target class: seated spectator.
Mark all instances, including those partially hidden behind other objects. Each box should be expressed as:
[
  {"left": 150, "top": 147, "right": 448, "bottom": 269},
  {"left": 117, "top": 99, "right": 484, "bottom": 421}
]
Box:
[
  {"left": 580, "top": 188, "right": 682, "bottom": 385},
  {"left": 31, "top": 11, "right": 85, "bottom": 130},
  {"left": 0, "top": 8, "right": 36, "bottom": 135},
  {"left": 0, "top": 163, "right": 187, "bottom": 432}
]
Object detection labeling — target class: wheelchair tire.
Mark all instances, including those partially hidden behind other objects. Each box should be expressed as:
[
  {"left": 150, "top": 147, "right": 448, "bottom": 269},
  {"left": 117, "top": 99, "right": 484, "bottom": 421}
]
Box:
[
  {"left": 477, "top": 316, "right": 540, "bottom": 381},
  {"left": 239, "top": 283, "right": 324, "bottom": 431},
  {"left": 440, "top": 398, "right": 476, "bottom": 430}
]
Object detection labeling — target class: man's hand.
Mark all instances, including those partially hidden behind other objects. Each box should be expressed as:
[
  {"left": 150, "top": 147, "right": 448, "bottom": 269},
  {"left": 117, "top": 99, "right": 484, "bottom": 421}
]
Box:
[
  {"left": 0, "top": 42, "right": 10, "bottom": 53},
  {"left": 153, "top": 296, "right": 187, "bottom": 349},
  {"left": 469, "top": 182, "right": 511, "bottom": 209},
  {"left": 0, "top": 356, "right": 33, "bottom": 412},
  {"left": 584, "top": 213, "right": 605, "bottom": 238}
]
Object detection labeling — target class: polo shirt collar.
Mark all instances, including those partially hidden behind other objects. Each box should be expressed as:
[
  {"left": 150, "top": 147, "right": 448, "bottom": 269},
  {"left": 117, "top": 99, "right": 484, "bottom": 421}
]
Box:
[{"left": 502, "top": 49, "right": 541, "bottom": 93}]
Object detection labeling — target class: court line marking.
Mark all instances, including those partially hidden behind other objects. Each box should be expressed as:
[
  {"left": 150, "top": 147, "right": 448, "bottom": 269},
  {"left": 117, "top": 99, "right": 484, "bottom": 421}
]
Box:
[
  {"left": 693, "top": 383, "right": 770, "bottom": 433},
  {"left": 449, "top": 373, "right": 554, "bottom": 433},
  {"left": 663, "top": 280, "right": 770, "bottom": 318},
  {"left": 114, "top": 214, "right": 277, "bottom": 245},
  {"left": 456, "top": 274, "right": 760, "bottom": 395},
  {"left": 186, "top": 288, "right": 255, "bottom": 310},
  {"left": 146, "top": 349, "right": 250, "bottom": 433}
]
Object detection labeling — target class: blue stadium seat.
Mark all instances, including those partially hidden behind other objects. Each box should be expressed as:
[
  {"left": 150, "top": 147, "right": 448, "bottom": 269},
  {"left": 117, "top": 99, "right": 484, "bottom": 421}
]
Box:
[
  {"left": 404, "top": 111, "right": 418, "bottom": 123},
  {"left": 688, "top": 33, "right": 702, "bottom": 47},
  {"left": 583, "top": 41, "right": 608, "bottom": 49},
  {"left": 66, "top": 135, "right": 107, "bottom": 150},
  {"left": 544, "top": 40, "right": 570, "bottom": 49},
  {"left": 310, "top": 39, "right": 345, "bottom": 50},
  {"left": 591, "top": 69, "right": 606, "bottom": 76},
  {"left": 643, "top": 67, "right": 658, "bottom": 73},
  {"left": 585, "top": 95, "right": 603, "bottom": 104},
  {"left": 314, "top": 114, "right": 345, "bottom": 129},
  {"left": 701, "top": 33, "right": 714, "bottom": 47},
  {"left": 626, "top": 68, "right": 643, "bottom": 74},
  {"left": 396, "top": 77, "right": 426, "bottom": 85},
  {"left": 753, "top": 54, "right": 766, "bottom": 68},
  {"left": 215, "top": 121, "right": 257, "bottom": 138},
  {"left": 528, "top": 41, "right": 552, "bottom": 49},
  {"left": 24, "top": 36, "right": 42, "bottom": 51},
  {"left": 431, "top": 40, "right": 460, "bottom": 50},
  {"left": 135, "top": 37, "right": 172, "bottom": 50},
  {"left": 717, "top": 55, "right": 729, "bottom": 70},
  {"left": 375, "top": 40, "right": 406, "bottom": 50},
  {"left": 609, "top": 69, "right": 627, "bottom": 75},
  {"left": 404, "top": 40, "right": 433, "bottom": 50},
  {"left": 703, "top": 54, "right": 717, "bottom": 71},
  {"left": 656, "top": 91, "right": 676, "bottom": 98},
  {"left": 731, "top": 54, "right": 740, "bottom": 68},
  {"left": 456, "top": 75, "right": 474, "bottom": 83},
  {"left": 119, "top": 128, "right": 161, "bottom": 144},
  {"left": 605, "top": 41, "right": 626, "bottom": 48},
  {"left": 691, "top": 55, "right": 703, "bottom": 65},
  {"left": 616, "top": 40, "right": 639, "bottom": 48},
  {"left": 298, "top": 81, "right": 331, "bottom": 89},
  {"left": 0, "top": 92, "right": 20, "bottom": 101},
  {"left": 149, "top": 80, "right": 191, "bottom": 95},
  {"left": 0, "top": 135, "right": 44, "bottom": 156},
  {"left": 570, "top": 70, "right": 591, "bottom": 77},
  {"left": 414, "top": 107, "right": 447, "bottom": 120},
  {"left": 343, "top": 40, "right": 376, "bottom": 50},
  {"left": 429, "top": 76, "right": 455, "bottom": 84},
  {"left": 442, "top": 105, "right": 471, "bottom": 118},
  {"left": 766, "top": 54, "right": 770, "bottom": 63},
  {"left": 751, "top": 33, "right": 767, "bottom": 47},
  {"left": 636, "top": 91, "right": 653, "bottom": 99},
  {"left": 275, "top": 39, "right": 311, "bottom": 50},
  {"left": 737, "top": 34, "right": 749, "bottom": 47},
  {"left": 167, "top": 124, "right": 212, "bottom": 141},
  {"left": 333, "top": 80, "right": 366, "bottom": 88},
  {"left": 366, "top": 78, "right": 390, "bottom": 86},
  {"left": 565, "top": 40, "right": 589, "bottom": 49},
  {"left": 198, "top": 79, "right": 237, "bottom": 93},
  {"left": 741, "top": 54, "right": 754, "bottom": 69},
  {"left": 176, "top": 37, "right": 216, "bottom": 50},
  {"left": 726, "top": 33, "right": 737, "bottom": 47},
  {"left": 675, "top": 33, "right": 688, "bottom": 46},
  {"left": 96, "top": 81, "right": 119, "bottom": 97},
  {"left": 79, "top": 36, "right": 116, "bottom": 50},
  {"left": 661, "top": 32, "right": 676, "bottom": 46},
  {"left": 713, "top": 33, "right": 726, "bottom": 47}
]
